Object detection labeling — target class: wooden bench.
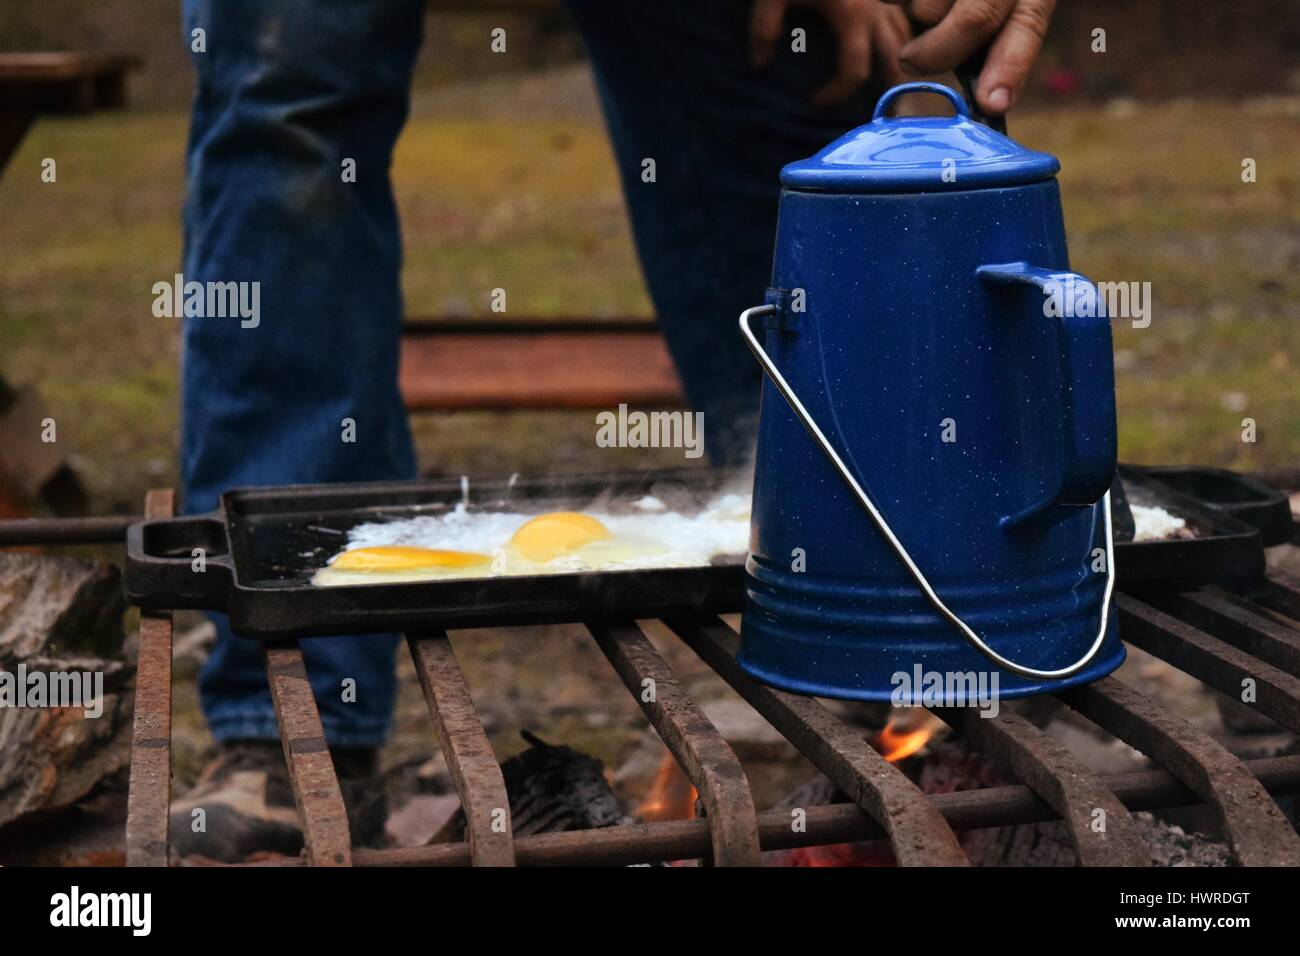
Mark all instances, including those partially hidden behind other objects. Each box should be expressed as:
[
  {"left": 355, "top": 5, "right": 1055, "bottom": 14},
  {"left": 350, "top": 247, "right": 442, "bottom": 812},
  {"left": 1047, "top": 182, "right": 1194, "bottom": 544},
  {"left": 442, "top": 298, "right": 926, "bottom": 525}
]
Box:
[
  {"left": 0, "top": 52, "right": 141, "bottom": 173},
  {"left": 400, "top": 319, "right": 686, "bottom": 410},
  {"left": 406, "top": 3, "right": 682, "bottom": 413}
]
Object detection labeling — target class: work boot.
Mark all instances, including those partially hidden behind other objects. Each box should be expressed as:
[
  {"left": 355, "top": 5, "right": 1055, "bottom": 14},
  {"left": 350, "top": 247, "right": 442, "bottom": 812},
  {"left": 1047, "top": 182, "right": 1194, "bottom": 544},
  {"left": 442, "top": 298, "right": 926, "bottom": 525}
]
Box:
[{"left": 169, "top": 740, "right": 387, "bottom": 862}]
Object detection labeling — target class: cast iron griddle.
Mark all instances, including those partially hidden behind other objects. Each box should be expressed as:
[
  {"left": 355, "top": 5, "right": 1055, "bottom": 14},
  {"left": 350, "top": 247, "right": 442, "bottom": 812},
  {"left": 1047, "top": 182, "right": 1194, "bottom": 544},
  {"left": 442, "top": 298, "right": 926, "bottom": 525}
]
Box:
[
  {"left": 1115, "top": 465, "right": 1266, "bottom": 588},
  {"left": 124, "top": 466, "right": 1266, "bottom": 640},
  {"left": 124, "top": 469, "right": 748, "bottom": 639},
  {"left": 1128, "top": 464, "right": 1293, "bottom": 546}
]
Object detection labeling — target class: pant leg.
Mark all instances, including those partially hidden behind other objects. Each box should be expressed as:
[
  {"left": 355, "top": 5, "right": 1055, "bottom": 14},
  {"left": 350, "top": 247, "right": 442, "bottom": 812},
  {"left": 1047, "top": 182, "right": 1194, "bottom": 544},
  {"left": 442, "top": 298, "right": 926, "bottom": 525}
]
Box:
[
  {"left": 181, "top": 0, "right": 425, "bottom": 747},
  {"left": 563, "top": 0, "right": 890, "bottom": 465}
]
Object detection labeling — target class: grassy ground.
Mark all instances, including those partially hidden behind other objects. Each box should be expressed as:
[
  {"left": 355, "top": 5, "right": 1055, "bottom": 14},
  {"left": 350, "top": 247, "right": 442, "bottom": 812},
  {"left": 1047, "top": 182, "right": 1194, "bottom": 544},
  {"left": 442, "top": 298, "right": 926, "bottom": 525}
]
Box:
[{"left": 1, "top": 71, "right": 1297, "bottom": 517}]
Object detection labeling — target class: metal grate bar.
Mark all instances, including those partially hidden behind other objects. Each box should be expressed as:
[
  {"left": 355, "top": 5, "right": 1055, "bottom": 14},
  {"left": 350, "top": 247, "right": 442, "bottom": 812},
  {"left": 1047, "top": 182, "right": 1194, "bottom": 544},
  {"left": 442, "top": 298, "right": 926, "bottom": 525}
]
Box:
[
  {"left": 124, "top": 488, "right": 175, "bottom": 867},
  {"left": 586, "top": 621, "right": 762, "bottom": 866},
  {"left": 1118, "top": 594, "right": 1300, "bottom": 735},
  {"left": 264, "top": 643, "right": 353, "bottom": 866},
  {"left": 1255, "top": 571, "right": 1300, "bottom": 623},
  {"left": 1243, "top": 599, "right": 1300, "bottom": 634},
  {"left": 934, "top": 705, "right": 1150, "bottom": 866},
  {"left": 1156, "top": 589, "right": 1300, "bottom": 676},
  {"left": 0, "top": 514, "right": 135, "bottom": 546},
  {"left": 406, "top": 632, "right": 516, "bottom": 866},
  {"left": 667, "top": 617, "right": 969, "bottom": 866},
  {"left": 1058, "top": 676, "right": 1300, "bottom": 866},
  {"left": 335, "top": 754, "right": 1300, "bottom": 868}
]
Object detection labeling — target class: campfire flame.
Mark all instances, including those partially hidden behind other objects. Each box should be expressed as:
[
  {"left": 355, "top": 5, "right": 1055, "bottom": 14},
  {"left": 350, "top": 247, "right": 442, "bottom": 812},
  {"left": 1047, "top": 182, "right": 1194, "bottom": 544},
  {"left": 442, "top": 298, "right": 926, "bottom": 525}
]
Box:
[
  {"left": 634, "top": 714, "right": 943, "bottom": 865},
  {"left": 871, "top": 711, "right": 943, "bottom": 763},
  {"left": 781, "top": 712, "right": 944, "bottom": 868},
  {"left": 637, "top": 752, "right": 698, "bottom": 822}
]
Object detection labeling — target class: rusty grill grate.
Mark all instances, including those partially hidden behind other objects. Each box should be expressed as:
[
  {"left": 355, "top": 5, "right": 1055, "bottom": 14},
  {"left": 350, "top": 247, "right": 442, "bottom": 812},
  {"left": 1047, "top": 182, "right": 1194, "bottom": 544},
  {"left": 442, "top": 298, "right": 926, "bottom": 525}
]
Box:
[{"left": 114, "top": 488, "right": 1300, "bottom": 868}]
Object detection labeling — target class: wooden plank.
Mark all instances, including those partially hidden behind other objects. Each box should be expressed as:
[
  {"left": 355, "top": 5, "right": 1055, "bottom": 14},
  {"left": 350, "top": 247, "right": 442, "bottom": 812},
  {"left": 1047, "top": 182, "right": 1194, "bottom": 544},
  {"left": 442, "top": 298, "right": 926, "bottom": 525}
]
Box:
[{"left": 400, "top": 328, "right": 685, "bottom": 409}]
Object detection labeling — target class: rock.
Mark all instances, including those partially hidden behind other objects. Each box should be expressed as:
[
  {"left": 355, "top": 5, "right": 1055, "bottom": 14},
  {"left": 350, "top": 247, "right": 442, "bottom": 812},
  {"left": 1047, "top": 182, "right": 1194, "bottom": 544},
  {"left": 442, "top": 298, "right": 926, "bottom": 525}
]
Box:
[{"left": 385, "top": 793, "right": 461, "bottom": 848}]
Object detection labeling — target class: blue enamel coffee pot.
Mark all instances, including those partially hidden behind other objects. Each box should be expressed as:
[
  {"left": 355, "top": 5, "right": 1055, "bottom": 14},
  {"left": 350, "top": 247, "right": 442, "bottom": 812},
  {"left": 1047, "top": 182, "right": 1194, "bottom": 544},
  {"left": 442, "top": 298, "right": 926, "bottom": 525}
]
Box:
[{"left": 737, "top": 82, "right": 1124, "bottom": 702}]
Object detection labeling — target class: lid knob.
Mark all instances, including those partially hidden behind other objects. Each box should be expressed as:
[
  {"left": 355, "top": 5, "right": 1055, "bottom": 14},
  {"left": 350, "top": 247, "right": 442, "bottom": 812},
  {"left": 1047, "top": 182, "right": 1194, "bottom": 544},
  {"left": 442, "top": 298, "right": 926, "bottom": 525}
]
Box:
[
  {"left": 871, "top": 81, "right": 970, "bottom": 122},
  {"left": 780, "top": 81, "right": 1058, "bottom": 193}
]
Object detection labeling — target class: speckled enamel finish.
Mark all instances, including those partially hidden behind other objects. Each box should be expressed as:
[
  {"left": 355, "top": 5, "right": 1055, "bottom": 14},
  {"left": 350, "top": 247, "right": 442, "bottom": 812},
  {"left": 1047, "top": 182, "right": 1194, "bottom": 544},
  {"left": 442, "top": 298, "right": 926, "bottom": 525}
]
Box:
[
  {"left": 781, "top": 83, "right": 1059, "bottom": 194},
  {"left": 738, "top": 87, "right": 1123, "bottom": 701}
]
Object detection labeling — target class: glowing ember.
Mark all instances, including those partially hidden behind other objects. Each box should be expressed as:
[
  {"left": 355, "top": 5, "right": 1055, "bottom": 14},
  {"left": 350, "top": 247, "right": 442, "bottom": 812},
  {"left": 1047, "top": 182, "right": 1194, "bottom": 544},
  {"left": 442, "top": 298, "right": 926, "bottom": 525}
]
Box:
[
  {"left": 637, "top": 752, "right": 698, "bottom": 822},
  {"left": 786, "top": 842, "right": 893, "bottom": 867}
]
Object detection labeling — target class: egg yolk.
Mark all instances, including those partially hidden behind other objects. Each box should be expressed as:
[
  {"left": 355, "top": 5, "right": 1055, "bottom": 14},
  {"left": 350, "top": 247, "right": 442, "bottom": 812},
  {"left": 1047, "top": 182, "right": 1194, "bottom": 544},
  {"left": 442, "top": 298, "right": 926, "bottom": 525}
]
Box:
[
  {"left": 507, "top": 511, "right": 612, "bottom": 562},
  {"left": 330, "top": 546, "right": 492, "bottom": 571}
]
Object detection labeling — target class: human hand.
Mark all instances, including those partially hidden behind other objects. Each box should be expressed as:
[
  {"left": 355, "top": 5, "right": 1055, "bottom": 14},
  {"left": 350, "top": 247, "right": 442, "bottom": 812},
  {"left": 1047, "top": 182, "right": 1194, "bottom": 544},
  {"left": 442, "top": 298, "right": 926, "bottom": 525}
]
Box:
[
  {"left": 750, "top": 0, "right": 912, "bottom": 108},
  {"left": 879, "top": 0, "right": 1056, "bottom": 114}
]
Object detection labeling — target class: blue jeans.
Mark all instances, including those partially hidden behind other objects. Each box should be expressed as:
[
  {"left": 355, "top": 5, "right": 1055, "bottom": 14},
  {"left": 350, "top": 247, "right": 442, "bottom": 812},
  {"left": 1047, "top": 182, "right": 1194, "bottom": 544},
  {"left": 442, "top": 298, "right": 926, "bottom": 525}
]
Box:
[{"left": 181, "top": 0, "right": 885, "bottom": 747}]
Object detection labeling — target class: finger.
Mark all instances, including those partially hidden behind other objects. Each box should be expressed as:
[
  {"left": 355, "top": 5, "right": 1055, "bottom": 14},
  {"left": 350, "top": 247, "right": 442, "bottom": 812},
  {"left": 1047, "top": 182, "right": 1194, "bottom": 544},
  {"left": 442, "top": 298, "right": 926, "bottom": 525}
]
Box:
[
  {"left": 873, "top": 8, "right": 912, "bottom": 86},
  {"left": 897, "top": 0, "right": 1015, "bottom": 75},
  {"left": 750, "top": 0, "right": 789, "bottom": 66},
  {"left": 811, "top": 9, "right": 873, "bottom": 107},
  {"left": 976, "top": 0, "right": 1053, "bottom": 113},
  {"left": 901, "top": 0, "right": 957, "bottom": 26}
]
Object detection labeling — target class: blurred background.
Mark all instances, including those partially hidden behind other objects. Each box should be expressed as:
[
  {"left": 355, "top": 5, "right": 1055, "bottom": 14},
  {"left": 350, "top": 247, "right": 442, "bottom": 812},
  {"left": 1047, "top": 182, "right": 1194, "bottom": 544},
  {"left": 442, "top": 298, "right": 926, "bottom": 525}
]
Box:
[{"left": 1, "top": 0, "right": 1298, "bottom": 517}]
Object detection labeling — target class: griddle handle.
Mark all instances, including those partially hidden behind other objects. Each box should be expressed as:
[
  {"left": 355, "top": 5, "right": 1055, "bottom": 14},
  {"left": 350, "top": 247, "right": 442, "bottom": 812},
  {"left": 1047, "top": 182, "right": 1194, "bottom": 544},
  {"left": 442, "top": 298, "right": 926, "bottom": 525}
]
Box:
[{"left": 124, "top": 514, "right": 235, "bottom": 611}]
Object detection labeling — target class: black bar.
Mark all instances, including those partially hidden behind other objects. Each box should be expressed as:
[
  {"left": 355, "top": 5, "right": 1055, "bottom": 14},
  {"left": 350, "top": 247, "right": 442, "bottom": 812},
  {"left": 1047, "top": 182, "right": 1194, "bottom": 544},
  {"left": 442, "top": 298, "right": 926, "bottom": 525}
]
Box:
[{"left": 0, "top": 514, "right": 136, "bottom": 546}]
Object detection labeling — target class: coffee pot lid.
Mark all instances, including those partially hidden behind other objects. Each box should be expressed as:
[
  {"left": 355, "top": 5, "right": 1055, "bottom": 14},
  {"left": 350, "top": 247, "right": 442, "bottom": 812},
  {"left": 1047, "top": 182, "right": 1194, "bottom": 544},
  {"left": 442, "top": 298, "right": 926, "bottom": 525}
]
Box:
[{"left": 781, "top": 82, "right": 1059, "bottom": 194}]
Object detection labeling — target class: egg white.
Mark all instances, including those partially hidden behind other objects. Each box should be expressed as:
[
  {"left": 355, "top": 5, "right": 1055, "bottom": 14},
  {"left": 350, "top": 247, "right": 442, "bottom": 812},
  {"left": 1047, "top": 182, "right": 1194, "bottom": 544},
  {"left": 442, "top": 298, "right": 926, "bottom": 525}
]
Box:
[{"left": 310, "top": 493, "right": 751, "bottom": 587}]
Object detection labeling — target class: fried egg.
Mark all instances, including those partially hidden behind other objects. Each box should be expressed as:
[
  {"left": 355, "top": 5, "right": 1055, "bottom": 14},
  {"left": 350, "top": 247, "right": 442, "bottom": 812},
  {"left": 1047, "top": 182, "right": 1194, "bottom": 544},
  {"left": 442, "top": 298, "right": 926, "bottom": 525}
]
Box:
[
  {"left": 508, "top": 512, "right": 613, "bottom": 562},
  {"left": 310, "top": 494, "right": 750, "bottom": 587},
  {"left": 330, "top": 546, "right": 493, "bottom": 571}
]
